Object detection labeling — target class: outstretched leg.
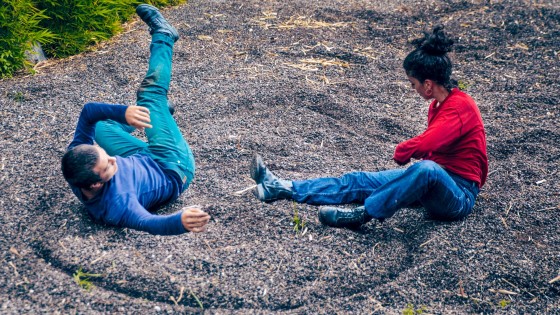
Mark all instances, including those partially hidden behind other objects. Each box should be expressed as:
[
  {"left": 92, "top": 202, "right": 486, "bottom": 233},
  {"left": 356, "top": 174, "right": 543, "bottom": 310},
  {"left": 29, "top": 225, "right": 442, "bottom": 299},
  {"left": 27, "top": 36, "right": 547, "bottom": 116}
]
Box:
[
  {"left": 135, "top": 5, "right": 195, "bottom": 190},
  {"left": 250, "top": 153, "right": 405, "bottom": 205},
  {"left": 292, "top": 169, "right": 405, "bottom": 205},
  {"left": 364, "top": 160, "right": 478, "bottom": 221},
  {"left": 318, "top": 161, "right": 478, "bottom": 228}
]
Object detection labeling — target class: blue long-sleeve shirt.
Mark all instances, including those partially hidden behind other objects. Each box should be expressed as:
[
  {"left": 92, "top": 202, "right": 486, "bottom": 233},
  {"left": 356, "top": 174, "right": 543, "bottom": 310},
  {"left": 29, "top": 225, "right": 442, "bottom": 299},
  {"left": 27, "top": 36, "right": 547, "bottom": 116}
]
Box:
[{"left": 67, "top": 103, "right": 186, "bottom": 235}]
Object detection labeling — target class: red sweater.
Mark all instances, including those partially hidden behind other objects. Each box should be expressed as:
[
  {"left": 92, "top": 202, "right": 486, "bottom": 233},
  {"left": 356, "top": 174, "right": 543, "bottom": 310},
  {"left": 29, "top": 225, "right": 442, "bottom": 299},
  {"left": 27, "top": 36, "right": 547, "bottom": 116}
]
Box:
[{"left": 393, "top": 89, "right": 488, "bottom": 187}]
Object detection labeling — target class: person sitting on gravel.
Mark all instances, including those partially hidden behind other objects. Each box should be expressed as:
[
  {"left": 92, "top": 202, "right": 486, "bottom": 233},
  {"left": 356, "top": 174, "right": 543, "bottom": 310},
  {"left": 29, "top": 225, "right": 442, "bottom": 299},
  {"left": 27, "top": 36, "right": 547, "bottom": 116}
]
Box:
[
  {"left": 250, "top": 25, "right": 488, "bottom": 229},
  {"left": 61, "top": 4, "right": 210, "bottom": 235}
]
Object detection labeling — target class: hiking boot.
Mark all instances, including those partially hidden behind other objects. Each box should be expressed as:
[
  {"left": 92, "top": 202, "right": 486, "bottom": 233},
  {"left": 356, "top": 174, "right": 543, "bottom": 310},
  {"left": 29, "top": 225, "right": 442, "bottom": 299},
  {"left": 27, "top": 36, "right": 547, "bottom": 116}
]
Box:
[
  {"left": 136, "top": 4, "right": 179, "bottom": 42},
  {"left": 318, "top": 206, "right": 372, "bottom": 228},
  {"left": 251, "top": 154, "right": 293, "bottom": 202}
]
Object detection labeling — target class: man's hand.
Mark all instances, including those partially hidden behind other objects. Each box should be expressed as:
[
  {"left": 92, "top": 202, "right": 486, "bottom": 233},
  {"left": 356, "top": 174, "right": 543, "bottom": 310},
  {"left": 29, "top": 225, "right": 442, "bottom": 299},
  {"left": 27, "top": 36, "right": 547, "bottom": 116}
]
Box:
[
  {"left": 125, "top": 106, "right": 152, "bottom": 129},
  {"left": 181, "top": 207, "right": 210, "bottom": 233}
]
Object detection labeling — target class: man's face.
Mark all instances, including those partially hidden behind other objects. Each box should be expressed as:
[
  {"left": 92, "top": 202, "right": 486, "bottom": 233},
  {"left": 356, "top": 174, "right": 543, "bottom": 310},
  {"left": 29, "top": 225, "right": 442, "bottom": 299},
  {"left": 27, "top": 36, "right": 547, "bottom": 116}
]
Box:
[{"left": 92, "top": 146, "right": 118, "bottom": 183}]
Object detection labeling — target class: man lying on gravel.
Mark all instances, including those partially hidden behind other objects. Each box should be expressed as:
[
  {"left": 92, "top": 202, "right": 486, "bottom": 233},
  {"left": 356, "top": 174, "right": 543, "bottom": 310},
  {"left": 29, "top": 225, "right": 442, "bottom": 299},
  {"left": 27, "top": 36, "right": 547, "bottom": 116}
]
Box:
[
  {"left": 251, "top": 25, "right": 488, "bottom": 229},
  {"left": 61, "top": 4, "right": 210, "bottom": 235}
]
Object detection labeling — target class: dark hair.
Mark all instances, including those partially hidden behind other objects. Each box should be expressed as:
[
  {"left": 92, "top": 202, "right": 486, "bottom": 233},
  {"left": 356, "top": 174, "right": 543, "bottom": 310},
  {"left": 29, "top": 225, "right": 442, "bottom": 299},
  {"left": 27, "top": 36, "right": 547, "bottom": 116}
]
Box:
[
  {"left": 403, "top": 25, "right": 455, "bottom": 90},
  {"left": 61, "top": 144, "right": 101, "bottom": 189}
]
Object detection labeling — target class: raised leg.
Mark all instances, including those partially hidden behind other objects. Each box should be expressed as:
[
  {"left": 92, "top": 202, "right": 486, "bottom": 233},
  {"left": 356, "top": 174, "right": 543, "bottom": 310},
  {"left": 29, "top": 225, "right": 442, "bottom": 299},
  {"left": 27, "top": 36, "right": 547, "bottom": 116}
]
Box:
[{"left": 136, "top": 27, "right": 195, "bottom": 189}]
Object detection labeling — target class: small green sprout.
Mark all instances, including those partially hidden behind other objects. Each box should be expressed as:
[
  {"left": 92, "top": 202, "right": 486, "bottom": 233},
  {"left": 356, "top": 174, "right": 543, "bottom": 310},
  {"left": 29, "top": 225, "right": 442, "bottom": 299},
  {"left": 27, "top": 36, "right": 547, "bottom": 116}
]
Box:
[
  {"left": 292, "top": 202, "right": 306, "bottom": 233},
  {"left": 457, "top": 80, "right": 470, "bottom": 91},
  {"left": 12, "top": 92, "right": 24, "bottom": 102},
  {"left": 403, "top": 303, "right": 426, "bottom": 315},
  {"left": 190, "top": 289, "right": 204, "bottom": 310},
  {"left": 73, "top": 267, "right": 101, "bottom": 291}
]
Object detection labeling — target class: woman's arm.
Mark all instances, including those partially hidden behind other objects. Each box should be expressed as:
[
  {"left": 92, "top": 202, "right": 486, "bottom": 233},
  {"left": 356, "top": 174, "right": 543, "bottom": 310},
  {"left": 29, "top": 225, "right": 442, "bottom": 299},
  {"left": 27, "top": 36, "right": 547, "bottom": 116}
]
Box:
[{"left": 393, "top": 108, "right": 463, "bottom": 165}]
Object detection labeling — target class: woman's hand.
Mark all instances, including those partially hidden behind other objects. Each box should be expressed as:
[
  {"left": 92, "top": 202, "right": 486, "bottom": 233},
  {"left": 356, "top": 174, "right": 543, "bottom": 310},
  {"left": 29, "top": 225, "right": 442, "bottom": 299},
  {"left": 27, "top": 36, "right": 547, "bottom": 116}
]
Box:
[
  {"left": 181, "top": 206, "right": 211, "bottom": 233},
  {"left": 125, "top": 106, "right": 152, "bottom": 129}
]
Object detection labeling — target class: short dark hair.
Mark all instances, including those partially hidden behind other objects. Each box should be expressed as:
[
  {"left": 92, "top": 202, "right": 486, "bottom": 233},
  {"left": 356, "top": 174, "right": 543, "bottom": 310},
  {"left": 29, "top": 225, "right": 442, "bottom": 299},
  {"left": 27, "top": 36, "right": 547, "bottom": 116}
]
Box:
[
  {"left": 403, "top": 25, "right": 455, "bottom": 90},
  {"left": 61, "top": 144, "right": 102, "bottom": 189}
]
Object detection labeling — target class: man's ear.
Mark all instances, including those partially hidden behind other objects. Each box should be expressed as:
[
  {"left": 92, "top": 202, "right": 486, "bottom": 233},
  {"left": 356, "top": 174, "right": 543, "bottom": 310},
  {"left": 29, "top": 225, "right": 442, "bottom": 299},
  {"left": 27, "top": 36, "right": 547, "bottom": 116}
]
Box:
[{"left": 89, "top": 182, "right": 104, "bottom": 190}]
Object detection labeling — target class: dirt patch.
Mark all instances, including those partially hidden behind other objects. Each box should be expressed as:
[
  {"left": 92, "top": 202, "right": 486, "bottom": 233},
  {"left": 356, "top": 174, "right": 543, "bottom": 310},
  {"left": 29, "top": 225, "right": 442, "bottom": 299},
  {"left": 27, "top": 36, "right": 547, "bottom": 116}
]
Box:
[{"left": 1, "top": 0, "right": 559, "bottom": 313}]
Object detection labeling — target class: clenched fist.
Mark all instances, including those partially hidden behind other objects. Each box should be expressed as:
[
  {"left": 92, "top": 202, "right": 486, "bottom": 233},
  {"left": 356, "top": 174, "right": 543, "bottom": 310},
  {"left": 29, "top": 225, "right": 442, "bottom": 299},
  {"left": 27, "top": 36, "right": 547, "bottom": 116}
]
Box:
[
  {"left": 125, "top": 105, "right": 152, "bottom": 129},
  {"left": 181, "top": 206, "right": 210, "bottom": 233}
]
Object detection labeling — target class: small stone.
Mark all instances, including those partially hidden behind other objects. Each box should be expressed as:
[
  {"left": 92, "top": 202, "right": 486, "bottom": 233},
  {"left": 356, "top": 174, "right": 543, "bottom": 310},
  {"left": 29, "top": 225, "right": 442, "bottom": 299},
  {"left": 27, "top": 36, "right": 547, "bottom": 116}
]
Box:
[
  {"left": 25, "top": 42, "right": 47, "bottom": 64},
  {"left": 154, "top": 306, "right": 162, "bottom": 312}
]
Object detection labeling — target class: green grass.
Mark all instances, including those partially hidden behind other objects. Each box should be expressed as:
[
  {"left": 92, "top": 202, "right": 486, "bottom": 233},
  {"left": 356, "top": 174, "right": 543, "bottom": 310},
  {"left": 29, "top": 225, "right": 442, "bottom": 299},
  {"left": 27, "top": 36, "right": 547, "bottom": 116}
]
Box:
[{"left": 292, "top": 202, "right": 306, "bottom": 233}]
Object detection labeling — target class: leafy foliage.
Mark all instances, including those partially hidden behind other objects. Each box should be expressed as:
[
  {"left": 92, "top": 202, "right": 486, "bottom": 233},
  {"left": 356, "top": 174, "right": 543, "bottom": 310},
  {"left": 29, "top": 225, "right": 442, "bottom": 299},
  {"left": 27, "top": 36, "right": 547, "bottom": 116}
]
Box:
[
  {"left": 36, "top": 0, "right": 138, "bottom": 58},
  {"left": 149, "top": 0, "right": 187, "bottom": 6},
  {"left": 0, "top": 0, "right": 55, "bottom": 78},
  {"left": 0, "top": 0, "right": 187, "bottom": 77}
]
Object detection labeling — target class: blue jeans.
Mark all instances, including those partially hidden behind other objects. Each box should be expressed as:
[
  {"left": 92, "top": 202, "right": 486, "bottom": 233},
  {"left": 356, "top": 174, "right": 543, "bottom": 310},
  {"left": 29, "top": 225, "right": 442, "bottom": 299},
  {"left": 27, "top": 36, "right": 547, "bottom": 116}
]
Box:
[
  {"left": 292, "top": 160, "right": 479, "bottom": 221},
  {"left": 94, "top": 33, "right": 195, "bottom": 191}
]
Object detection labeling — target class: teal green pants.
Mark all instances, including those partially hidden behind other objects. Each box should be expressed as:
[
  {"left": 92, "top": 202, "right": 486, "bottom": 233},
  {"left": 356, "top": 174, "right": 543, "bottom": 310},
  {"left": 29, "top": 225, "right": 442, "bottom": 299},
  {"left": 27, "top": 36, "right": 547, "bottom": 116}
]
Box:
[{"left": 94, "top": 33, "right": 195, "bottom": 190}]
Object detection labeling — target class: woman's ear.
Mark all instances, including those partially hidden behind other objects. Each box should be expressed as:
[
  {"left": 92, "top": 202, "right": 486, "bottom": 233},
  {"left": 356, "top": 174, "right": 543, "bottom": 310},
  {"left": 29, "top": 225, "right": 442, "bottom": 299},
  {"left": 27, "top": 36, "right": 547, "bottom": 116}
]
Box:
[{"left": 423, "top": 79, "right": 433, "bottom": 90}]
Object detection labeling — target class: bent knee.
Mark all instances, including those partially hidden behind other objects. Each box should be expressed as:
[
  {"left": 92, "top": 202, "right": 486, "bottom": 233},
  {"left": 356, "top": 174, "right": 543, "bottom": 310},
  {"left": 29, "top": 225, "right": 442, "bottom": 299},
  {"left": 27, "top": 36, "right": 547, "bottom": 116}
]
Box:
[{"left": 410, "top": 160, "right": 442, "bottom": 174}]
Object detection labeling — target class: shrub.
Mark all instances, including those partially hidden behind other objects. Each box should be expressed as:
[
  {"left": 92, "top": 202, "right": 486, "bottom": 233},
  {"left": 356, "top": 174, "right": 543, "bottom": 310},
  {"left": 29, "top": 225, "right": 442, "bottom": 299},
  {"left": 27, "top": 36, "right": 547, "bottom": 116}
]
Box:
[
  {"left": 149, "top": 0, "right": 187, "bottom": 6},
  {"left": 36, "top": 0, "right": 138, "bottom": 58},
  {"left": 0, "top": 0, "right": 55, "bottom": 78},
  {"left": 37, "top": 0, "right": 188, "bottom": 58},
  {"left": 0, "top": 0, "right": 188, "bottom": 77}
]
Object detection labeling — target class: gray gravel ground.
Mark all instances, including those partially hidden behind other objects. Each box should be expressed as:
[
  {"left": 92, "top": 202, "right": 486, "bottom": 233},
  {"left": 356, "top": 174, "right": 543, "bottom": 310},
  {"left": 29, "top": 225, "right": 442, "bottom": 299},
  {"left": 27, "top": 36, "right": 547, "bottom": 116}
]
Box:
[{"left": 1, "top": 0, "right": 559, "bottom": 313}]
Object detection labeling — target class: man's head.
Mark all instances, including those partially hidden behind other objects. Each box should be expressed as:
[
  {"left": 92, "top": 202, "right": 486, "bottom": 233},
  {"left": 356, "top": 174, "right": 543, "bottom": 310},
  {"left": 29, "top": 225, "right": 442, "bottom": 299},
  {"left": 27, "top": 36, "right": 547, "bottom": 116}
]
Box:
[{"left": 61, "top": 144, "right": 118, "bottom": 189}]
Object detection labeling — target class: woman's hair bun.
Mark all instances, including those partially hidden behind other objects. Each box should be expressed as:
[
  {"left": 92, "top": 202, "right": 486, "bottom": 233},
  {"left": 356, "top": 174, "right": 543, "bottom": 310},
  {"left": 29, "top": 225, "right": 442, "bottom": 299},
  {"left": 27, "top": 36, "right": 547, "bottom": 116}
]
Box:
[{"left": 411, "top": 25, "right": 454, "bottom": 56}]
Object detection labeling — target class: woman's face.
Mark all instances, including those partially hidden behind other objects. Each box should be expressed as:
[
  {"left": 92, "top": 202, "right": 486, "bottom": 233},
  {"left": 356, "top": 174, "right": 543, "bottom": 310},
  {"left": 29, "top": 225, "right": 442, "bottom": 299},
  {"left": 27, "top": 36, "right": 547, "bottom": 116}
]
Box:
[{"left": 407, "top": 76, "right": 433, "bottom": 100}]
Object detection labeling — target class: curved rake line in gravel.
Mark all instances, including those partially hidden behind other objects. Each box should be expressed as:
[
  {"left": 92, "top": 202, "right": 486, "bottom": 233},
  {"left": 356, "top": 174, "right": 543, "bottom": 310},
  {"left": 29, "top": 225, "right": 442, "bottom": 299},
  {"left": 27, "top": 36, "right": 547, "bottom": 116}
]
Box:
[
  {"left": 29, "top": 238, "right": 236, "bottom": 310},
  {"left": 29, "top": 236, "right": 423, "bottom": 311},
  {"left": 28, "top": 200, "right": 440, "bottom": 311}
]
